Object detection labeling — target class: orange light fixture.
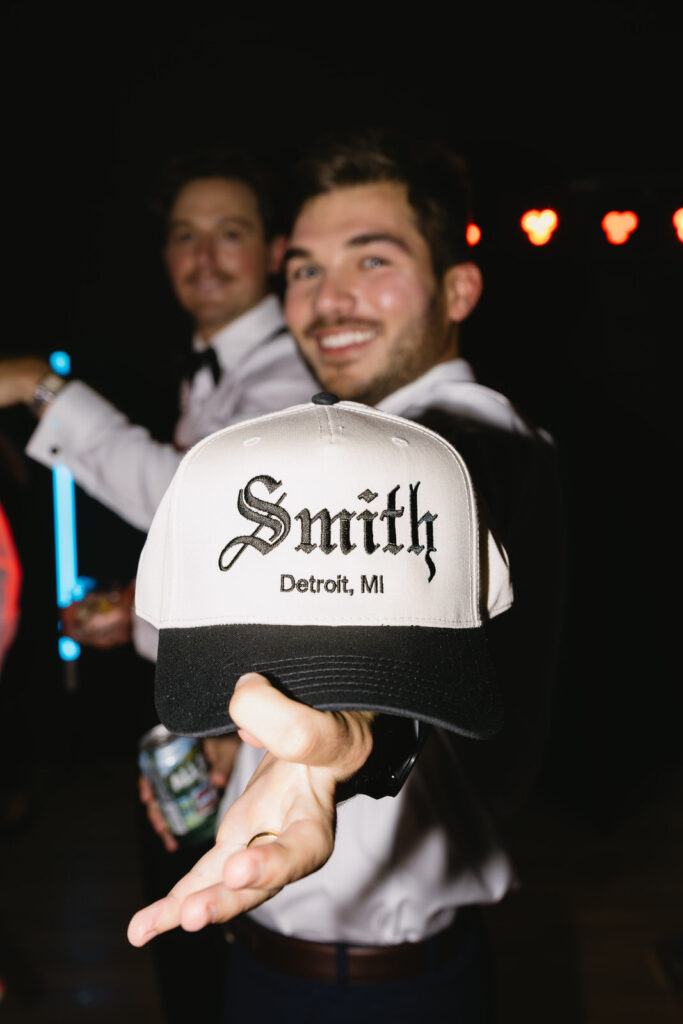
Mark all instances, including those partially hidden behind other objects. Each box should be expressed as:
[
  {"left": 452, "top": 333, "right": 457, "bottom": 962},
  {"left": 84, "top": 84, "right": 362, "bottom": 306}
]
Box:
[
  {"left": 673, "top": 208, "right": 683, "bottom": 242},
  {"left": 602, "top": 210, "right": 638, "bottom": 245},
  {"left": 466, "top": 223, "right": 481, "bottom": 246},
  {"left": 521, "top": 209, "right": 558, "bottom": 246}
]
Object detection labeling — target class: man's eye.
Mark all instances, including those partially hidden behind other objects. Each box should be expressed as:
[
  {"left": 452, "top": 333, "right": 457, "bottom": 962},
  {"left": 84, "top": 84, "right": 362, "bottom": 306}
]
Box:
[
  {"left": 221, "top": 229, "right": 242, "bottom": 242},
  {"left": 361, "top": 255, "right": 387, "bottom": 268},
  {"left": 170, "top": 232, "right": 193, "bottom": 245},
  {"left": 290, "top": 265, "right": 320, "bottom": 281}
]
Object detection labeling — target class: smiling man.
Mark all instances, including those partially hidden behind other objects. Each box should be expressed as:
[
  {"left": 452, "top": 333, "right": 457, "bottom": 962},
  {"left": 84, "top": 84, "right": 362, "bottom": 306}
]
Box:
[
  {"left": 126, "top": 131, "right": 565, "bottom": 1024},
  {"left": 164, "top": 175, "right": 270, "bottom": 341},
  {"left": 284, "top": 177, "right": 481, "bottom": 407},
  {"left": 0, "top": 149, "right": 316, "bottom": 532}
]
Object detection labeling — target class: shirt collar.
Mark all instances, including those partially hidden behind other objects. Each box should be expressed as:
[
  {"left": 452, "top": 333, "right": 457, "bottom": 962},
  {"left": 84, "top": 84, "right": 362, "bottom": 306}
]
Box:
[
  {"left": 377, "top": 359, "right": 477, "bottom": 416},
  {"left": 192, "top": 295, "right": 286, "bottom": 374}
]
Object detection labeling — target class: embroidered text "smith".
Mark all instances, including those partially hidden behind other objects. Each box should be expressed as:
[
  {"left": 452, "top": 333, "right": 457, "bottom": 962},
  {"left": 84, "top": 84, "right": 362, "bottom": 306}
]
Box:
[{"left": 219, "top": 474, "right": 438, "bottom": 581}]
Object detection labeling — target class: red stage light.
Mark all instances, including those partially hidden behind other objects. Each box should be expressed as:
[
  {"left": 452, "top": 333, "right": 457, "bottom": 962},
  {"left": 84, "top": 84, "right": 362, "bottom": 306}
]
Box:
[
  {"left": 673, "top": 209, "right": 683, "bottom": 242},
  {"left": 466, "top": 223, "right": 481, "bottom": 246},
  {"left": 602, "top": 211, "right": 638, "bottom": 245},
  {"left": 521, "top": 209, "right": 558, "bottom": 246}
]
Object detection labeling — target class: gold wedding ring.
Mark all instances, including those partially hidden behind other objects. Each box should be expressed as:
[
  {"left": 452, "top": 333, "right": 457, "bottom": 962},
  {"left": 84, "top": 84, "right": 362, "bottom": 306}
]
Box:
[{"left": 246, "top": 831, "right": 279, "bottom": 848}]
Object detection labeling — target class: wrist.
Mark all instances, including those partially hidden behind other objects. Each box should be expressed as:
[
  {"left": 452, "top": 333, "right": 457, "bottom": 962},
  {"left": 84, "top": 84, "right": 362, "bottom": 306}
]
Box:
[
  {"left": 9, "top": 358, "right": 50, "bottom": 404},
  {"left": 29, "top": 366, "right": 67, "bottom": 417},
  {"left": 335, "top": 715, "right": 429, "bottom": 802}
]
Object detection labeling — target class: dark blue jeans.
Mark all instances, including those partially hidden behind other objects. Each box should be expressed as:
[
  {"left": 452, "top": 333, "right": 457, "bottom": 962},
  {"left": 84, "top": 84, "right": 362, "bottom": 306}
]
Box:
[{"left": 221, "top": 911, "right": 496, "bottom": 1024}]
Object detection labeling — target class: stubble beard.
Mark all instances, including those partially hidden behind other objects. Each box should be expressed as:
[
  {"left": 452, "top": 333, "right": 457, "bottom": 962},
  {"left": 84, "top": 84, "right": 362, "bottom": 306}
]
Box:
[{"left": 324, "top": 291, "right": 452, "bottom": 407}]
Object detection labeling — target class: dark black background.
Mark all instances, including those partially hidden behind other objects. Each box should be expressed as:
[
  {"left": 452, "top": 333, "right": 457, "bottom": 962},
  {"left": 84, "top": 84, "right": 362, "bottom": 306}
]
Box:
[{"left": 0, "top": 1, "right": 681, "bottom": 822}]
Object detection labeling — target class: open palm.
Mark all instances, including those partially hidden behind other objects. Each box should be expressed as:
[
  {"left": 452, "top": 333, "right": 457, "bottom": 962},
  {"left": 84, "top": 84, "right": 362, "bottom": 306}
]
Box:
[{"left": 128, "top": 673, "right": 374, "bottom": 946}]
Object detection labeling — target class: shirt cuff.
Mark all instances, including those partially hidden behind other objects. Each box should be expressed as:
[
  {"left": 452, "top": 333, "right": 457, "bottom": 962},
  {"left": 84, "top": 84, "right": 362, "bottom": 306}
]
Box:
[{"left": 25, "top": 380, "right": 126, "bottom": 468}]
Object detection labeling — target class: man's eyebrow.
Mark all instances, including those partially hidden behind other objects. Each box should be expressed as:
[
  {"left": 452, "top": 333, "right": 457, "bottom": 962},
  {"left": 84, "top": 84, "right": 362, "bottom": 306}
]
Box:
[
  {"left": 346, "top": 232, "right": 412, "bottom": 254},
  {"left": 282, "top": 246, "right": 311, "bottom": 265},
  {"left": 168, "top": 215, "right": 255, "bottom": 230},
  {"left": 283, "top": 233, "right": 412, "bottom": 265}
]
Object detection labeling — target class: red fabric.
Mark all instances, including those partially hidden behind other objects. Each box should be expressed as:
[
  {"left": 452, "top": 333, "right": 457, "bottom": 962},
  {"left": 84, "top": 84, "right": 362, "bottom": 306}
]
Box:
[{"left": 0, "top": 500, "right": 22, "bottom": 668}]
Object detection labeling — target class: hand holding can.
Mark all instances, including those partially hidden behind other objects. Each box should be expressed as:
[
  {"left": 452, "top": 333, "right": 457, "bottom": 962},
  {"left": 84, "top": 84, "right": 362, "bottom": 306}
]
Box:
[{"left": 138, "top": 725, "right": 221, "bottom": 847}]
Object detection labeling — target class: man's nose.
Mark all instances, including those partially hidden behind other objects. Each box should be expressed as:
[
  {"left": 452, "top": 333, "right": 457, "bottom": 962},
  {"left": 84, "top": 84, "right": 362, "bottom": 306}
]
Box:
[
  {"left": 193, "top": 234, "right": 218, "bottom": 266},
  {"left": 312, "top": 271, "right": 355, "bottom": 317}
]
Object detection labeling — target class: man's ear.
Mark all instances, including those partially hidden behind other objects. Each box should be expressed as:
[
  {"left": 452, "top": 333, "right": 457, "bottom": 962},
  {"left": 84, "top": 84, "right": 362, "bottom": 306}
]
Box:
[
  {"left": 443, "top": 262, "right": 483, "bottom": 323},
  {"left": 267, "top": 235, "right": 288, "bottom": 274}
]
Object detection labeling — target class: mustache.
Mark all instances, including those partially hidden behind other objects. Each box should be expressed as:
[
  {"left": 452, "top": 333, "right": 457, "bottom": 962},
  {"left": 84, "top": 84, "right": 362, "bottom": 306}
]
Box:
[
  {"left": 303, "top": 317, "right": 381, "bottom": 338},
  {"left": 184, "top": 270, "right": 235, "bottom": 285}
]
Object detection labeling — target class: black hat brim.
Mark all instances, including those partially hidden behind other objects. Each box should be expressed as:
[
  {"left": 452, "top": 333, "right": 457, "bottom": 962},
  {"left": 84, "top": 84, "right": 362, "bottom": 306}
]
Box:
[{"left": 154, "top": 623, "right": 503, "bottom": 741}]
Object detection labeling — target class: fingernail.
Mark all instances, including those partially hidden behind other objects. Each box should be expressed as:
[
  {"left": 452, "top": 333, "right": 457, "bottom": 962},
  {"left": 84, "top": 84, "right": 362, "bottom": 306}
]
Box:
[{"left": 234, "top": 672, "right": 257, "bottom": 691}]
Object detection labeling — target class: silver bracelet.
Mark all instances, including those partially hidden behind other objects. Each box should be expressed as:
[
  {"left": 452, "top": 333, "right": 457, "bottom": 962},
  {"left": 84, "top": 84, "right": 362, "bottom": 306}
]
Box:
[{"left": 29, "top": 370, "right": 67, "bottom": 417}]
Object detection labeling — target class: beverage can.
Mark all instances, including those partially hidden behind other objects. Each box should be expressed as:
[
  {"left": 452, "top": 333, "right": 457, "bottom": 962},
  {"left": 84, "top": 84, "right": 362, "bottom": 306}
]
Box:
[{"left": 138, "top": 724, "right": 220, "bottom": 846}]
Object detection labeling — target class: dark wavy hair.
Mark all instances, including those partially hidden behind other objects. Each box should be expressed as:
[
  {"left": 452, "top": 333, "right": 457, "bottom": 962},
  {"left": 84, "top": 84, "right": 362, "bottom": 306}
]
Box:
[{"left": 288, "top": 129, "right": 474, "bottom": 275}]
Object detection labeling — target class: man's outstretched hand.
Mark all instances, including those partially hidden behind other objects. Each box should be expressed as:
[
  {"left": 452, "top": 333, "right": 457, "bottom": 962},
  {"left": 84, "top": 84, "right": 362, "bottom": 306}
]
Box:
[{"left": 127, "top": 672, "right": 375, "bottom": 947}]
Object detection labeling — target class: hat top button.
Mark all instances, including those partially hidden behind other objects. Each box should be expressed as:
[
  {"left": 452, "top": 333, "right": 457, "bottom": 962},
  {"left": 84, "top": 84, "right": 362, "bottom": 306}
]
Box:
[{"left": 311, "top": 392, "right": 340, "bottom": 405}]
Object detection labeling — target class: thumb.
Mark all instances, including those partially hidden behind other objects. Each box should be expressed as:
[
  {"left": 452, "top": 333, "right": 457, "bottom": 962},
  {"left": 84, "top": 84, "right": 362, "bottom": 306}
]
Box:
[{"left": 228, "top": 673, "right": 374, "bottom": 779}]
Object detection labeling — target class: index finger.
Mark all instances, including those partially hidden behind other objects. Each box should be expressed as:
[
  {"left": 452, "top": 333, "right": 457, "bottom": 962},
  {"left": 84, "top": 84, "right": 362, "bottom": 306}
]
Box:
[
  {"left": 128, "top": 840, "right": 230, "bottom": 945},
  {"left": 127, "top": 816, "right": 330, "bottom": 945}
]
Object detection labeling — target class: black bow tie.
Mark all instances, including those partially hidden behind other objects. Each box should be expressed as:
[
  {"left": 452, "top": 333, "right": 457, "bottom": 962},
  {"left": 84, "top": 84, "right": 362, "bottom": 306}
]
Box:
[{"left": 182, "top": 345, "right": 222, "bottom": 385}]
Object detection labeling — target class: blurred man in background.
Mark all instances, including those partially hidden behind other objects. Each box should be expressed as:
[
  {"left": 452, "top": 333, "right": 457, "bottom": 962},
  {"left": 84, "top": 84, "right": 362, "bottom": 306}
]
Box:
[{"left": 0, "top": 148, "right": 316, "bottom": 653}]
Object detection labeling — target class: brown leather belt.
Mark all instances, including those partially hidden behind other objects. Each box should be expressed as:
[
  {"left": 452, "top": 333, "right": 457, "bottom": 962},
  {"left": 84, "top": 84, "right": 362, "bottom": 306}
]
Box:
[{"left": 229, "top": 909, "right": 473, "bottom": 984}]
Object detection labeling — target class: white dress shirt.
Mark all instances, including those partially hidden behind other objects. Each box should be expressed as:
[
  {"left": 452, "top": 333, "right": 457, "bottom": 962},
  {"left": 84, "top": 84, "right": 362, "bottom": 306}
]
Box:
[
  {"left": 25, "top": 295, "right": 317, "bottom": 661},
  {"left": 173, "top": 295, "right": 316, "bottom": 450},
  {"left": 26, "top": 296, "right": 317, "bottom": 532},
  {"left": 218, "top": 359, "right": 547, "bottom": 945}
]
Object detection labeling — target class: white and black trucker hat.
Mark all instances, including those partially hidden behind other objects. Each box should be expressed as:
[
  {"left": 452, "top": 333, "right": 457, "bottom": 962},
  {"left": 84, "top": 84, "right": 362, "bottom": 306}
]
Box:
[{"left": 135, "top": 394, "right": 513, "bottom": 739}]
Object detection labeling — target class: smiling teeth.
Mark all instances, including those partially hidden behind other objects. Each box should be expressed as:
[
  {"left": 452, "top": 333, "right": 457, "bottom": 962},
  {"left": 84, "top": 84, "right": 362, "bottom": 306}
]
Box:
[{"left": 320, "top": 330, "right": 375, "bottom": 350}]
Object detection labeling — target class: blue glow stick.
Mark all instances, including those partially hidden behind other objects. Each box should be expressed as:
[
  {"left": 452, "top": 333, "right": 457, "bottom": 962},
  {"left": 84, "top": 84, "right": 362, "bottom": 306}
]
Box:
[
  {"left": 49, "top": 351, "right": 94, "bottom": 661},
  {"left": 59, "top": 636, "right": 81, "bottom": 661},
  {"left": 49, "top": 351, "right": 71, "bottom": 376},
  {"left": 52, "top": 464, "right": 79, "bottom": 614}
]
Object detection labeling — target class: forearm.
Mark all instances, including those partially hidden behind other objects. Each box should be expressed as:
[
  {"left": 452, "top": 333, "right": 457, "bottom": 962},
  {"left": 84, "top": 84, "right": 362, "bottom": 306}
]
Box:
[
  {"left": 0, "top": 358, "right": 48, "bottom": 407},
  {"left": 26, "top": 381, "right": 183, "bottom": 531}
]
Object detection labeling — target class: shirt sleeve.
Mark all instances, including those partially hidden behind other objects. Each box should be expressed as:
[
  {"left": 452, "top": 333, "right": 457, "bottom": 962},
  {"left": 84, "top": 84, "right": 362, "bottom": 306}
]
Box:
[{"left": 26, "top": 381, "right": 183, "bottom": 532}]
